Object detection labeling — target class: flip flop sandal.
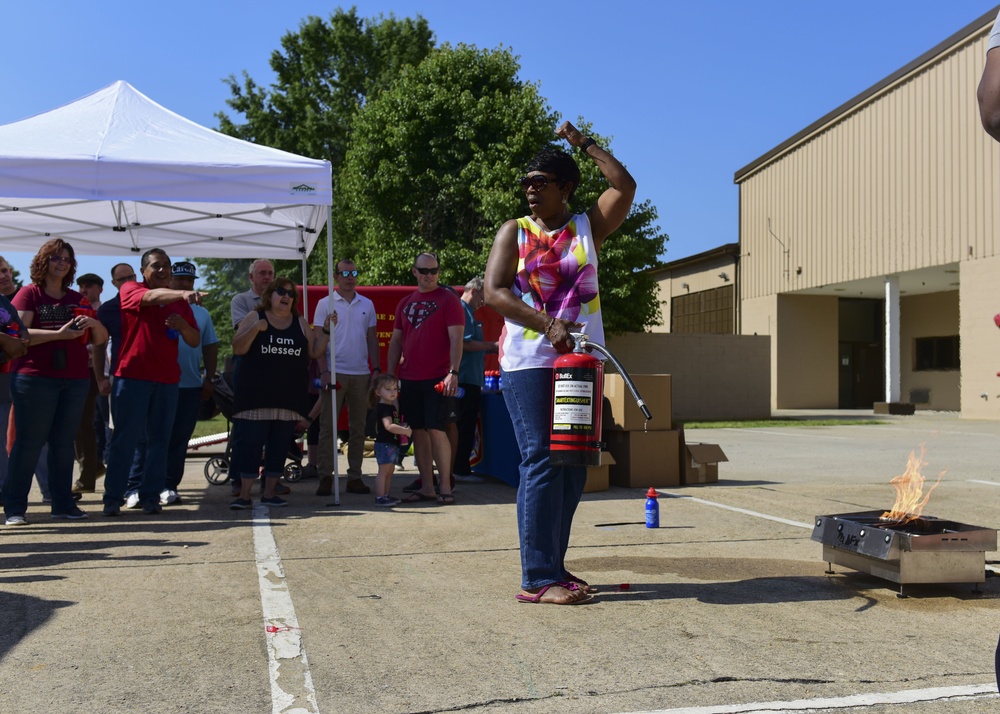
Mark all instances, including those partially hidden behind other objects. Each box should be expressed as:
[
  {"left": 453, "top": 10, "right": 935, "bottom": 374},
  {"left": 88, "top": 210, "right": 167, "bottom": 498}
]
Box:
[
  {"left": 437, "top": 494, "right": 456, "bottom": 505},
  {"left": 515, "top": 582, "right": 590, "bottom": 605},
  {"left": 564, "top": 572, "right": 597, "bottom": 594}
]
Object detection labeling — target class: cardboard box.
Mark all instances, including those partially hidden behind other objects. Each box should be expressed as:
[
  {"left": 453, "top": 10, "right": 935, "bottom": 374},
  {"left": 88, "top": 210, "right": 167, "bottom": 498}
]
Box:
[
  {"left": 604, "top": 374, "right": 672, "bottom": 431},
  {"left": 682, "top": 443, "right": 729, "bottom": 485},
  {"left": 583, "top": 451, "right": 614, "bottom": 493},
  {"left": 606, "top": 428, "right": 681, "bottom": 488}
]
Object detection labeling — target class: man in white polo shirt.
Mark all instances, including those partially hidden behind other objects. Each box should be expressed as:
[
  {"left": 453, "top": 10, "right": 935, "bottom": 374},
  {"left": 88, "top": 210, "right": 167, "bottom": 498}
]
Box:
[{"left": 313, "top": 258, "right": 380, "bottom": 496}]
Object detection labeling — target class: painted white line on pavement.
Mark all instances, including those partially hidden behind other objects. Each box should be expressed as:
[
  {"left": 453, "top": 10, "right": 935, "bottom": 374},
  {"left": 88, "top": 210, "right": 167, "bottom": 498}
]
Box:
[
  {"left": 253, "top": 504, "right": 319, "bottom": 714},
  {"left": 622, "top": 682, "right": 997, "bottom": 713},
  {"left": 663, "top": 492, "right": 813, "bottom": 530},
  {"left": 969, "top": 479, "right": 1000, "bottom": 487}
]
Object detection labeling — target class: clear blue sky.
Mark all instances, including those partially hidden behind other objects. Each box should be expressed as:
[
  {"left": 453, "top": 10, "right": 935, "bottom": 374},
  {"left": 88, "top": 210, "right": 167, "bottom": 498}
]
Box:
[{"left": 1, "top": 0, "right": 997, "bottom": 296}]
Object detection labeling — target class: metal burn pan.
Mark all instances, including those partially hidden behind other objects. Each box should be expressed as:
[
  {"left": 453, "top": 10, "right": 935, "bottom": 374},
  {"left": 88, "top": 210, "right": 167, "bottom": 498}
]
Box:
[{"left": 811, "top": 511, "right": 998, "bottom": 592}]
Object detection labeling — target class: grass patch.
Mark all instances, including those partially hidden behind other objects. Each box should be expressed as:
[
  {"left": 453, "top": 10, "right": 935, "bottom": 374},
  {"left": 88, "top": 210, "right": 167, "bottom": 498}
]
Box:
[
  {"left": 191, "top": 413, "right": 230, "bottom": 439},
  {"left": 682, "top": 418, "right": 888, "bottom": 429}
]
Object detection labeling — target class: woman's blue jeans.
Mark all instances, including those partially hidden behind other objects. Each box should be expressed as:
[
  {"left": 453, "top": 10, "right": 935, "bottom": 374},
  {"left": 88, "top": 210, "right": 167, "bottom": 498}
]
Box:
[
  {"left": 501, "top": 367, "right": 586, "bottom": 590},
  {"left": 3, "top": 374, "right": 89, "bottom": 517},
  {"left": 231, "top": 418, "right": 297, "bottom": 481}
]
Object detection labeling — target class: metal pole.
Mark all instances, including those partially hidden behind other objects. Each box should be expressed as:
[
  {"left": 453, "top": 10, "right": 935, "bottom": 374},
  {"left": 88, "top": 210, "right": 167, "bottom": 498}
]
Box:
[{"left": 326, "top": 203, "right": 339, "bottom": 505}]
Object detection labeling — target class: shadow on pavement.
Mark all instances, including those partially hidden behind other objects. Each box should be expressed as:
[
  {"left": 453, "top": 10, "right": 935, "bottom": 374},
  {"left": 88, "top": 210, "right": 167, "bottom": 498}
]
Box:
[{"left": 0, "top": 590, "right": 74, "bottom": 661}]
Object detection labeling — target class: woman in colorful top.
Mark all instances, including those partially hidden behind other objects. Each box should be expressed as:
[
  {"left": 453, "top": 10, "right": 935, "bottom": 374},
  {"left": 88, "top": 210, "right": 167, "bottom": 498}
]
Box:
[
  {"left": 484, "top": 122, "right": 635, "bottom": 605},
  {"left": 229, "top": 277, "right": 330, "bottom": 509},
  {"left": 3, "top": 239, "right": 107, "bottom": 524}
]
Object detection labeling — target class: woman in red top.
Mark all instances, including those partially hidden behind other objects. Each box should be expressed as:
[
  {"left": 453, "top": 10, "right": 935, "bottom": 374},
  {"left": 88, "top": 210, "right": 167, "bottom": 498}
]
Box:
[{"left": 2, "top": 239, "right": 107, "bottom": 525}]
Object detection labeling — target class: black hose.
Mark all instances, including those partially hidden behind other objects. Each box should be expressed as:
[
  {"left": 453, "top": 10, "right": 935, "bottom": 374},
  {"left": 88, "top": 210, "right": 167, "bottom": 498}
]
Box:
[{"left": 578, "top": 337, "right": 653, "bottom": 421}]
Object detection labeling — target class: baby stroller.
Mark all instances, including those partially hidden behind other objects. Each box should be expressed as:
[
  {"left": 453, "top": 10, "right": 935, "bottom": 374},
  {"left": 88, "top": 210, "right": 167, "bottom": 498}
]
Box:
[{"left": 202, "top": 372, "right": 304, "bottom": 485}]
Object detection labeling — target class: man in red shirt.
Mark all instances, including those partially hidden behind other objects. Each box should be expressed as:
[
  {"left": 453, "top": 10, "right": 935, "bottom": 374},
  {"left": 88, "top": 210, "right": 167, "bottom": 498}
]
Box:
[
  {"left": 387, "top": 252, "right": 464, "bottom": 505},
  {"left": 101, "top": 249, "right": 201, "bottom": 516}
]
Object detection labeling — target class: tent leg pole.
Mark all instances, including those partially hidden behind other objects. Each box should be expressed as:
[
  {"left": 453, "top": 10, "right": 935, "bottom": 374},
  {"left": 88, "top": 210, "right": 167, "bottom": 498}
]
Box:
[{"left": 326, "top": 203, "right": 339, "bottom": 506}]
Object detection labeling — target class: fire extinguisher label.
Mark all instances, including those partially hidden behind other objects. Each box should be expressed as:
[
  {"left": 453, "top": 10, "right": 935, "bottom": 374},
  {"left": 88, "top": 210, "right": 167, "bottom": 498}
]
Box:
[{"left": 553, "top": 375, "right": 595, "bottom": 429}]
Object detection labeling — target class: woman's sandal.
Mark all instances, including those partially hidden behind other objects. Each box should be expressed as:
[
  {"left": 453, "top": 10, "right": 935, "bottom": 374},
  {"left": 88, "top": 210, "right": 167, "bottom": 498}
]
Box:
[
  {"left": 564, "top": 572, "right": 597, "bottom": 594},
  {"left": 437, "top": 493, "right": 456, "bottom": 505},
  {"left": 515, "top": 581, "right": 591, "bottom": 605}
]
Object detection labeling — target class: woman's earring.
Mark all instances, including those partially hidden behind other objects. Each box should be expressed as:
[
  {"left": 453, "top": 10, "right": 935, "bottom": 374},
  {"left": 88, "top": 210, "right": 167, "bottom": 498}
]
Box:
[{"left": 561, "top": 197, "right": 568, "bottom": 204}]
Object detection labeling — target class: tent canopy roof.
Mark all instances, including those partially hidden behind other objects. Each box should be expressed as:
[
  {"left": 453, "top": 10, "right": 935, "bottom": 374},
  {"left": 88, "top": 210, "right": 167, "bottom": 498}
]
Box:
[{"left": 0, "top": 81, "right": 332, "bottom": 259}]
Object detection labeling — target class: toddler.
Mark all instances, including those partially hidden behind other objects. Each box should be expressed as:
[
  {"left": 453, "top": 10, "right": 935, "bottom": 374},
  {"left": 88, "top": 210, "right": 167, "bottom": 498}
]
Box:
[{"left": 370, "top": 373, "right": 411, "bottom": 507}]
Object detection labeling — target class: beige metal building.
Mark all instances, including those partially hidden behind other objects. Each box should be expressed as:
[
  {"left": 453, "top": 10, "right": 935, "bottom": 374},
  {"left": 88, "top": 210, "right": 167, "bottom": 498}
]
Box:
[
  {"left": 648, "top": 244, "right": 739, "bottom": 335},
  {"left": 735, "top": 6, "right": 1000, "bottom": 417}
]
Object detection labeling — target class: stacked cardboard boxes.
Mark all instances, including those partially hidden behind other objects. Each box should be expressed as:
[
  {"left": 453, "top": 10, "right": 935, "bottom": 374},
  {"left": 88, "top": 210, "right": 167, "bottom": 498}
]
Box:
[{"left": 602, "top": 374, "right": 682, "bottom": 489}]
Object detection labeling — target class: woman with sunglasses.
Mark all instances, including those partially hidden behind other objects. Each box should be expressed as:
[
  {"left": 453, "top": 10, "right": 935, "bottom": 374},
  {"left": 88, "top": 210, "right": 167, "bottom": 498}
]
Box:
[
  {"left": 3, "top": 238, "right": 107, "bottom": 524},
  {"left": 229, "top": 278, "right": 331, "bottom": 509},
  {"left": 484, "top": 121, "right": 636, "bottom": 604}
]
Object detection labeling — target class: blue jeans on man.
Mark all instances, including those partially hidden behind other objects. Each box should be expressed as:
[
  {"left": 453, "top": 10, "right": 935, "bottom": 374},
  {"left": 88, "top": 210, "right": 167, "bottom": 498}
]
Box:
[
  {"left": 501, "top": 367, "right": 586, "bottom": 590},
  {"left": 103, "top": 377, "right": 178, "bottom": 512},
  {"left": 124, "top": 386, "right": 202, "bottom": 497}
]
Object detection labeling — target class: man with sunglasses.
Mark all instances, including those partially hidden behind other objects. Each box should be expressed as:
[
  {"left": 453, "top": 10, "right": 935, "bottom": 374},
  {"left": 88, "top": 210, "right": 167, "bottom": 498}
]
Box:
[
  {"left": 313, "top": 259, "right": 380, "bottom": 496},
  {"left": 101, "top": 249, "right": 202, "bottom": 516},
  {"left": 387, "top": 253, "right": 464, "bottom": 505}
]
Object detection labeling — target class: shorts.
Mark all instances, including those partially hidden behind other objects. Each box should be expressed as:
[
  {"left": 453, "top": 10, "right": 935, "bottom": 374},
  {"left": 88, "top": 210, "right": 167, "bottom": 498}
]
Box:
[
  {"left": 374, "top": 441, "right": 402, "bottom": 465},
  {"left": 399, "top": 378, "right": 459, "bottom": 430}
]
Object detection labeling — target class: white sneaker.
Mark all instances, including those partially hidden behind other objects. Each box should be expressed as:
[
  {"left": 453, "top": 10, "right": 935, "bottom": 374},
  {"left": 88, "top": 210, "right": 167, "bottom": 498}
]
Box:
[
  {"left": 159, "top": 489, "right": 178, "bottom": 505},
  {"left": 5, "top": 514, "right": 27, "bottom": 526},
  {"left": 125, "top": 492, "right": 141, "bottom": 509}
]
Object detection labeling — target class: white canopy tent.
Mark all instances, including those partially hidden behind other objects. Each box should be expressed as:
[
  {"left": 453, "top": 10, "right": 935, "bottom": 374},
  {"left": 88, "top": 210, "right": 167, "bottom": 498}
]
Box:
[
  {"left": 0, "top": 80, "right": 349, "bottom": 500},
  {"left": 0, "top": 80, "right": 332, "bottom": 259}
]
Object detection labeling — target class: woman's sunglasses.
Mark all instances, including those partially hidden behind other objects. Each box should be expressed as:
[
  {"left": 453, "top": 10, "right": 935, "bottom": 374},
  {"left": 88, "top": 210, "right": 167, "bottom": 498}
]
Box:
[
  {"left": 274, "top": 286, "right": 296, "bottom": 298},
  {"left": 518, "top": 175, "right": 558, "bottom": 192}
]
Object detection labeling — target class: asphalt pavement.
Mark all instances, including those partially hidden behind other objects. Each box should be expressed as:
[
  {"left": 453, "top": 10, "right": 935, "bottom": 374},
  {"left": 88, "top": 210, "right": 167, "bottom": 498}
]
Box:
[{"left": 2, "top": 411, "right": 1000, "bottom": 714}]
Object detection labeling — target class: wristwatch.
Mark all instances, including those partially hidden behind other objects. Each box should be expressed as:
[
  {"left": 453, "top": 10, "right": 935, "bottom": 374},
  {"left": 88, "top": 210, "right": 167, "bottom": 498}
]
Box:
[
  {"left": 449, "top": 369, "right": 459, "bottom": 376},
  {"left": 580, "top": 137, "right": 597, "bottom": 152}
]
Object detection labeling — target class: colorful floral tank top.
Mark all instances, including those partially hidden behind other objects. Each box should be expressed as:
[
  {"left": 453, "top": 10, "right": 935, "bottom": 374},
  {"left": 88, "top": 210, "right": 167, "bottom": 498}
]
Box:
[{"left": 499, "top": 212, "right": 604, "bottom": 371}]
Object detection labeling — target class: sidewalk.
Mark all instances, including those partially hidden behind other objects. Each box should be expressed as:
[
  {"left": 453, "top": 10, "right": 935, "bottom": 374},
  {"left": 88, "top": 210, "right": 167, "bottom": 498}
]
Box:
[{"left": 2, "top": 414, "right": 999, "bottom": 713}]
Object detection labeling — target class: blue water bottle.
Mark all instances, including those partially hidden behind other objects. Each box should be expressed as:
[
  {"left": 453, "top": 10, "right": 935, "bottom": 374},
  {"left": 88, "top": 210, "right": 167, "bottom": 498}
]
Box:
[{"left": 645, "top": 487, "right": 660, "bottom": 529}]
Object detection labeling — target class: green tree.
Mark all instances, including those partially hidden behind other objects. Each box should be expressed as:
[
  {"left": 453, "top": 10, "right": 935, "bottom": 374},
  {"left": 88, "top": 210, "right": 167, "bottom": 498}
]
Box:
[
  {"left": 337, "top": 44, "right": 555, "bottom": 286},
  {"left": 212, "top": 7, "right": 435, "bottom": 284},
  {"left": 339, "top": 47, "right": 665, "bottom": 333},
  {"left": 201, "top": 8, "right": 435, "bottom": 356},
  {"left": 210, "top": 11, "right": 665, "bottom": 335}
]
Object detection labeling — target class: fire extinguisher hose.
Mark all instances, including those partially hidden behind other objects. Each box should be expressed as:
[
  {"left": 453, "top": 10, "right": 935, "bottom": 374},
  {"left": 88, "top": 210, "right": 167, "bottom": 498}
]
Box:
[{"left": 575, "top": 336, "right": 653, "bottom": 422}]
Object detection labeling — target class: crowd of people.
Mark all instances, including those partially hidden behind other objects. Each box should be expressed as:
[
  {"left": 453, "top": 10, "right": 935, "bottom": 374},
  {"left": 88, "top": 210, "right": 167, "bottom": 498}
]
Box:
[
  {"left": 0, "top": 246, "right": 499, "bottom": 520},
  {"left": 0, "top": 122, "right": 633, "bottom": 609}
]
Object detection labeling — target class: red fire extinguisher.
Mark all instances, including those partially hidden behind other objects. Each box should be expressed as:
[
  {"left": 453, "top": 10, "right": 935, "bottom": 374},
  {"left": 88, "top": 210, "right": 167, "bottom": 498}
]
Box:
[
  {"left": 550, "top": 341, "right": 605, "bottom": 467},
  {"left": 550, "top": 332, "right": 652, "bottom": 467}
]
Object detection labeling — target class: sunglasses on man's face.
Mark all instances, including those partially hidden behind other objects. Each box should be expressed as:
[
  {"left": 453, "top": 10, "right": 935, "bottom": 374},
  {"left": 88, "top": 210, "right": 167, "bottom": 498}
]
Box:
[
  {"left": 337, "top": 269, "right": 360, "bottom": 278},
  {"left": 415, "top": 267, "right": 439, "bottom": 276},
  {"left": 274, "top": 286, "right": 296, "bottom": 298},
  {"left": 519, "top": 175, "right": 558, "bottom": 192}
]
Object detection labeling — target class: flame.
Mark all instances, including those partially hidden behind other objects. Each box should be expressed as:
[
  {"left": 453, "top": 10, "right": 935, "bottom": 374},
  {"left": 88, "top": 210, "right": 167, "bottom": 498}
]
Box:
[{"left": 879, "top": 446, "right": 944, "bottom": 525}]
